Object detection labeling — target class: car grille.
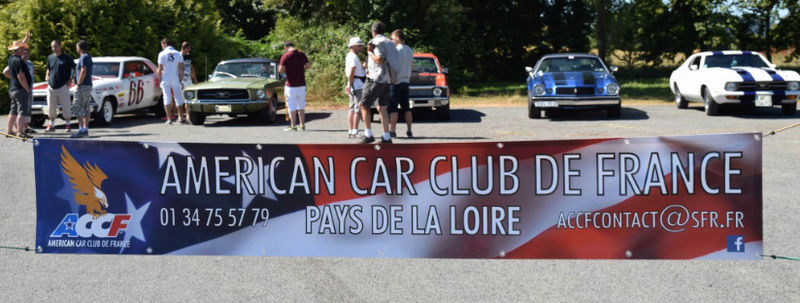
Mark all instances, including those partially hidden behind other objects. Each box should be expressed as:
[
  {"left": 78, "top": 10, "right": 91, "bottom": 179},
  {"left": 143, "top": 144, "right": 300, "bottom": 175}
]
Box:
[
  {"left": 33, "top": 95, "right": 47, "bottom": 104},
  {"left": 197, "top": 89, "right": 249, "bottom": 100},
  {"left": 736, "top": 81, "right": 788, "bottom": 91},
  {"left": 410, "top": 89, "right": 434, "bottom": 98},
  {"left": 411, "top": 74, "right": 436, "bottom": 86},
  {"left": 555, "top": 87, "right": 596, "bottom": 95}
]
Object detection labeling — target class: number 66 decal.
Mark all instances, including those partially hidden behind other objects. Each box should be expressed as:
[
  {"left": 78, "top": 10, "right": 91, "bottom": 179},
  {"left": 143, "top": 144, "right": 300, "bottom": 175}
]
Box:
[{"left": 128, "top": 79, "right": 145, "bottom": 106}]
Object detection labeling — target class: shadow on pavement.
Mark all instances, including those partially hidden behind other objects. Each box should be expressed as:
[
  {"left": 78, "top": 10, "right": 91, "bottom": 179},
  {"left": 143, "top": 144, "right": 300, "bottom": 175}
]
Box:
[
  {"left": 688, "top": 105, "right": 799, "bottom": 119},
  {"left": 203, "top": 112, "right": 333, "bottom": 127},
  {"left": 412, "top": 109, "right": 486, "bottom": 123},
  {"left": 548, "top": 107, "right": 649, "bottom": 121}
]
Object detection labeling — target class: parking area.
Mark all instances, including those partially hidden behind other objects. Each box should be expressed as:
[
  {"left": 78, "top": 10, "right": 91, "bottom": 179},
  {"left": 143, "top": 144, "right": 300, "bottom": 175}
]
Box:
[{"left": 1, "top": 104, "right": 799, "bottom": 301}]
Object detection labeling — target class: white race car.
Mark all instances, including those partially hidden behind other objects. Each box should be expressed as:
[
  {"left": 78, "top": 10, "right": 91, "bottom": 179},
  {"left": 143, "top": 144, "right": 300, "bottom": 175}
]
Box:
[
  {"left": 670, "top": 51, "right": 799, "bottom": 115},
  {"left": 31, "top": 56, "right": 164, "bottom": 126}
]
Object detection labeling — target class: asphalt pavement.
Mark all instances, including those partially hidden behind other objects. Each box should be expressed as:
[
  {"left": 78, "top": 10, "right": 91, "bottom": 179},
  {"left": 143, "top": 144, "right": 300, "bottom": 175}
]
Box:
[{"left": 1, "top": 104, "right": 798, "bottom": 302}]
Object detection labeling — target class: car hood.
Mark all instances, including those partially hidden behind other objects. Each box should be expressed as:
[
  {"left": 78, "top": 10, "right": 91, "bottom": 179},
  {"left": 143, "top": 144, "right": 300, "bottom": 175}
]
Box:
[
  {"left": 706, "top": 67, "right": 800, "bottom": 82},
  {"left": 536, "top": 71, "right": 612, "bottom": 87},
  {"left": 187, "top": 78, "right": 281, "bottom": 90}
]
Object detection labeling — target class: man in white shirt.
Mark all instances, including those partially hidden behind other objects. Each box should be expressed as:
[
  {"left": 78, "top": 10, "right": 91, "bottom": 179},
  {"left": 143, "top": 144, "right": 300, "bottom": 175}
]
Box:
[
  {"left": 389, "top": 29, "right": 414, "bottom": 138},
  {"left": 345, "top": 37, "right": 366, "bottom": 138},
  {"left": 157, "top": 38, "right": 185, "bottom": 124}
]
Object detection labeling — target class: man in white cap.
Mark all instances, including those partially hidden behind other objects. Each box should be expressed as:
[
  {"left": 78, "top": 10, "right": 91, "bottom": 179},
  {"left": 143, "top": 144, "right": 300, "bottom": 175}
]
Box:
[
  {"left": 345, "top": 37, "right": 366, "bottom": 138},
  {"left": 5, "top": 40, "right": 32, "bottom": 137}
]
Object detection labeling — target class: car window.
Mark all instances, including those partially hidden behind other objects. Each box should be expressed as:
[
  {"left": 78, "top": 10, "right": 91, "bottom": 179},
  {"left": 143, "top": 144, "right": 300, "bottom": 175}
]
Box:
[
  {"left": 690, "top": 56, "right": 701, "bottom": 70},
  {"left": 413, "top": 58, "right": 438, "bottom": 73},
  {"left": 94, "top": 62, "right": 121, "bottom": 78},
  {"left": 535, "top": 57, "right": 607, "bottom": 73},
  {"left": 704, "top": 54, "right": 769, "bottom": 68},
  {"left": 122, "top": 61, "right": 154, "bottom": 78},
  {"left": 212, "top": 62, "right": 274, "bottom": 79}
]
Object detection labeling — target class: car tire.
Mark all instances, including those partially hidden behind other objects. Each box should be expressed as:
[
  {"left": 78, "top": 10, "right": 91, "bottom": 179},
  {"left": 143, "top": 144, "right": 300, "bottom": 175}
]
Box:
[
  {"left": 607, "top": 104, "right": 622, "bottom": 118},
  {"left": 782, "top": 102, "right": 797, "bottom": 116},
  {"left": 29, "top": 115, "right": 46, "bottom": 128},
  {"left": 266, "top": 96, "right": 278, "bottom": 123},
  {"left": 151, "top": 96, "right": 166, "bottom": 118},
  {"left": 528, "top": 101, "right": 541, "bottom": 119},
  {"left": 435, "top": 103, "right": 450, "bottom": 121},
  {"left": 188, "top": 109, "right": 206, "bottom": 125},
  {"left": 703, "top": 87, "right": 719, "bottom": 116},
  {"left": 92, "top": 97, "right": 116, "bottom": 126},
  {"left": 674, "top": 86, "right": 688, "bottom": 109}
]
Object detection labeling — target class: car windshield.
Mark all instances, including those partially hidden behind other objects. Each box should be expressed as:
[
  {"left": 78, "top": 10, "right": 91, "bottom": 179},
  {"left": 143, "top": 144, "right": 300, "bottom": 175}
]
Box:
[
  {"left": 93, "top": 62, "right": 120, "bottom": 78},
  {"left": 413, "top": 57, "right": 438, "bottom": 73},
  {"left": 704, "top": 54, "right": 769, "bottom": 68},
  {"left": 535, "top": 57, "right": 607, "bottom": 73},
  {"left": 212, "top": 62, "right": 274, "bottom": 79}
]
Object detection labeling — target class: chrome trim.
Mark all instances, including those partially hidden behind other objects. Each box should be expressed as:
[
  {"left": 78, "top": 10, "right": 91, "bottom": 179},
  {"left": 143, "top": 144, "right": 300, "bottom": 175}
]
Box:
[
  {"left": 187, "top": 99, "right": 265, "bottom": 105},
  {"left": 531, "top": 96, "right": 620, "bottom": 101}
]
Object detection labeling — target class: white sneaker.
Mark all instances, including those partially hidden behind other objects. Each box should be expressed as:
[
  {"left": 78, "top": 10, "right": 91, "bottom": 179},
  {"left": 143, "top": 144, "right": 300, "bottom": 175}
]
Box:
[{"left": 165, "top": 119, "right": 174, "bottom": 125}]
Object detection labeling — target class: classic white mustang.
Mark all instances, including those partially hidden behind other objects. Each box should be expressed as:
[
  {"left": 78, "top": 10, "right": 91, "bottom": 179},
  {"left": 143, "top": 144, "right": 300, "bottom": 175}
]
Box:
[{"left": 670, "top": 51, "right": 799, "bottom": 115}]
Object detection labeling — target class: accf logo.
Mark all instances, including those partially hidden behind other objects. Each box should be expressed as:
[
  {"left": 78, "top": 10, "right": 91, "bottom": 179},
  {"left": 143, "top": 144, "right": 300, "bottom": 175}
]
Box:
[{"left": 50, "top": 213, "right": 131, "bottom": 238}]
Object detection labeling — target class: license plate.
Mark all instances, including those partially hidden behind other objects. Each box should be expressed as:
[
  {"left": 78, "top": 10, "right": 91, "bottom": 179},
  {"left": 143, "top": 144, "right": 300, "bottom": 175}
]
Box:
[
  {"left": 534, "top": 101, "right": 559, "bottom": 108},
  {"left": 215, "top": 105, "right": 232, "bottom": 113},
  {"left": 755, "top": 95, "right": 772, "bottom": 107},
  {"left": 433, "top": 100, "right": 442, "bottom": 106}
]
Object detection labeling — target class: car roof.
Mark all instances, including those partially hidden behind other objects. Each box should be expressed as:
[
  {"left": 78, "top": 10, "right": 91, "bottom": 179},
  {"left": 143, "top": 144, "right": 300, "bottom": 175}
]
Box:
[
  {"left": 91, "top": 56, "right": 153, "bottom": 62},
  {"left": 218, "top": 58, "right": 276, "bottom": 64},
  {"left": 413, "top": 53, "right": 438, "bottom": 59},
  {"left": 540, "top": 53, "right": 600, "bottom": 60},
  {"left": 693, "top": 50, "right": 763, "bottom": 56}
]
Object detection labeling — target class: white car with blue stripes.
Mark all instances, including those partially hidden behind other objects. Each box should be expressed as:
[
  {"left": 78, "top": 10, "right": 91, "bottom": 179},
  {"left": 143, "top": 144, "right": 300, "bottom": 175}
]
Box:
[{"left": 670, "top": 50, "right": 799, "bottom": 116}]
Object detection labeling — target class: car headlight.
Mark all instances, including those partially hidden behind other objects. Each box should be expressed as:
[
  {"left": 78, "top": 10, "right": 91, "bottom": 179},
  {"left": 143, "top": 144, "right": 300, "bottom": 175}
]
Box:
[
  {"left": 725, "top": 82, "right": 738, "bottom": 91},
  {"left": 533, "top": 84, "right": 545, "bottom": 96},
  {"left": 255, "top": 89, "right": 266, "bottom": 99},
  {"left": 433, "top": 87, "right": 443, "bottom": 97},
  {"left": 184, "top": 91, "right": 195, "bottom": 100},
  {"left": 789, "top": 81, "right": 800, "bottom": 91},
  {"left": 605, "top": 83, "right": 619, "bottom": 95}
]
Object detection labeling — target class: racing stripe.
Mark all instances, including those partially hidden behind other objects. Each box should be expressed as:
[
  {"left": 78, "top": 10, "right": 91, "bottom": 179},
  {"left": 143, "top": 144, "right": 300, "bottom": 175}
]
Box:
[
  {"left": 742, "top": 51, "right": 752, "bottom": 55},
  {"left": 712, "top": 51, "right": 724, "bottom": 56},
  {"left": 729, "top": 68, "right": 756, "bottom": 102},
  {"left": 582, "top": 72, "right": 596, "bottom": 87},
  {"left": 765, "top": 69, "right": 786, "bottom": 102},
  {"left": 552, "top": 72, "right": 567, "bottom": 85}
]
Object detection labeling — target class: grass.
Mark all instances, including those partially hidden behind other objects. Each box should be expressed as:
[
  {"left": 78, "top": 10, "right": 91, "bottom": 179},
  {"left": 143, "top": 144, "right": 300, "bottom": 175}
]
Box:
[{"left": 619, "top": 77, "right": 671, "bottom": 101}]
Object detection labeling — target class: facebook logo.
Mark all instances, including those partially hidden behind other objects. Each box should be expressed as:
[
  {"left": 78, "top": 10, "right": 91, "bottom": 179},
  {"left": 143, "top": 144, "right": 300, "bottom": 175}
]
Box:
[{"left": 727, "top": 235, "right": 745, "bottom": 252}]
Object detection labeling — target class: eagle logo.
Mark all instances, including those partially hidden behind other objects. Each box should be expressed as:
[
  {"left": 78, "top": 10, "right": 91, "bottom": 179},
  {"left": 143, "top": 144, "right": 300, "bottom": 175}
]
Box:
[{"left": 60, "top": 145, "right": 109, "bottom": 219}]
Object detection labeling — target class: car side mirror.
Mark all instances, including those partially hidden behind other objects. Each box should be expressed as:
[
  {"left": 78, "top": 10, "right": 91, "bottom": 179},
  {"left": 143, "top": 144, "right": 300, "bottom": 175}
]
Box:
[
  {"left": 690, "top": 64, "right": 699, "bottom": 71},
  {"left": 768, "top": 63, "right": 777, "bottom": 69},
  {"left": 208, "top": 75, "right": 213, "bottom": 80},
  {"left": 610, "top": 66, "right": 618, "bottom": 73},
  {"left": 442, "top": 68, "right": 449, "bottom": 74},
  {"left": 129, "top": 72, "right": 136, "bottom": 79},
  {"left": 525, "top": 66, "right": 533, "bottom": 73}
]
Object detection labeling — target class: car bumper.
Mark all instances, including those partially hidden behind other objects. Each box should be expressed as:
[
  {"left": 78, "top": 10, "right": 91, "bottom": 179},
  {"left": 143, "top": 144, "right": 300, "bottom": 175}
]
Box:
[
  {"left": 530, "top": 96, "right": 620, "bottom": 108},
  {"left": 31, "top": 102, "right": 98, "bottom": 116},
  {"left": 409, "top": 97, "right": 449, "bottom": 108},
  {"left": 712, "top": 90, "right": 800, "bottom": 106},
  {"left": 186, "top": 100, "right": 268, "bottom": 114}
]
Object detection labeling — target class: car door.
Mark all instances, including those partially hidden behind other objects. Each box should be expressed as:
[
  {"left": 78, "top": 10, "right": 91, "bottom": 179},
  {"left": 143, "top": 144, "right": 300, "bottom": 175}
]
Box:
[
  {"left": 136, "top": 61, "right": 158, "bottom": 108},
  {"left": 683, "top": 55, "right": 704, "bottom": 101},
  {"left": 121, "top": 60, "right": 155, "bottom": 111},
  {"left": 120, "top": 60, "right": 138, "bottom": 112}
]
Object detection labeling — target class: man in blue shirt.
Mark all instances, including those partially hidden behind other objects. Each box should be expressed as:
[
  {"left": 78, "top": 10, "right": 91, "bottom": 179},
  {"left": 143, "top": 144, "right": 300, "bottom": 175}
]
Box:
[{"left": 71, "top": 40, "right": 93, "bottom": 138}]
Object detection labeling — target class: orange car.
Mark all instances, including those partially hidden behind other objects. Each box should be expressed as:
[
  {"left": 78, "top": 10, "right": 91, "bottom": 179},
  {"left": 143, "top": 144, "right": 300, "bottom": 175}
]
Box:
[{"left": 410, "top": 53, "right": 450, "bottom": 120}]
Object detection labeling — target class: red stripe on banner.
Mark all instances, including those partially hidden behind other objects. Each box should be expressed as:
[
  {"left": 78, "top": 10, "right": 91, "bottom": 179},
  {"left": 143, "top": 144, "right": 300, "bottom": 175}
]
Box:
[
  {"left": 297, "top": 139, "right": 616, "bottom": 206},
  {"left": 504, "top": 167, "right": 762, "bottom": 259}
]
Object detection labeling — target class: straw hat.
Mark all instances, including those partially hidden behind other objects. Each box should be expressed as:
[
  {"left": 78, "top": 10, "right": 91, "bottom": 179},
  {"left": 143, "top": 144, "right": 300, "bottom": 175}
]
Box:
[{"left": 7, "top": 40, "right": 29, "bottom": 51}]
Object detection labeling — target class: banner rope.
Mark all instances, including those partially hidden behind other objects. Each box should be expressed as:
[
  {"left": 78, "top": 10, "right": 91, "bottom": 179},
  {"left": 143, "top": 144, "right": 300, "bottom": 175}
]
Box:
[
  {"left": 761, "top": 254, "right": 800, "bottom": 261},
  {"left": 0, "top": 245, "right": 31, "bottom": 252},
  {"left": 0, "top": 132, "right": 34, "bottom": 143},
  {"left": 763, "top": 121, "right": 800, "bottom": 137}
]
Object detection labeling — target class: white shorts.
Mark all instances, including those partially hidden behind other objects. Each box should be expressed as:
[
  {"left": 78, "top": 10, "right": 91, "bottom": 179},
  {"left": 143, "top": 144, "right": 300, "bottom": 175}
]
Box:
[
  {"left": 161, "top": 82, "right": 185, "bottom": 106},
  {"left": 284, "top": 86, "right": 306, "bottom": 111}
]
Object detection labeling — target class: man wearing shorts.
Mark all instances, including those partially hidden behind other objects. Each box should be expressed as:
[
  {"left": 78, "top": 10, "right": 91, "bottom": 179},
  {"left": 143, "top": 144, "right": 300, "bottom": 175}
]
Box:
[
  {"left": 389, "top": 29, "right": 414, "bottom": 138},
  {"left": 70, "top": 40, "right": 92, "bottom": 138},
  {"left": 45, "top": 39, "right": 76, "bottom": 132},
  {"left": 278, "top": 41, "right": 309, "bottom": 131},
  {"left": 345, "top": 37, "right": 365, "bottom": 138},
  {"left": 180, "top": 41, "right": 197, "bottom": 115},
  {"left": 157, "top": 38, "right": 185, "bottom": 124},
  {"left": 6, "top": 40, "right": 32, "bottom": 137},
  {"left": 359, "top": 21, "right": 398, "bottom": 144}
]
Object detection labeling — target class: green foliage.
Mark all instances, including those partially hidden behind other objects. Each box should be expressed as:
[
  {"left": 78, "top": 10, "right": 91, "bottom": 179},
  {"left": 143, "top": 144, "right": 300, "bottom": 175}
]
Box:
[{"left": 0, "top": 0, "right": 234, "bottom": 112}]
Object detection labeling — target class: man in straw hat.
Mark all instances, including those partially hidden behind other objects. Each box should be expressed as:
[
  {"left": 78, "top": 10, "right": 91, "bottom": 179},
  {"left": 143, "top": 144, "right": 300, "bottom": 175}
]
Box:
[{"left": 6, "top": 39, "right": 32, "bottom": 137}]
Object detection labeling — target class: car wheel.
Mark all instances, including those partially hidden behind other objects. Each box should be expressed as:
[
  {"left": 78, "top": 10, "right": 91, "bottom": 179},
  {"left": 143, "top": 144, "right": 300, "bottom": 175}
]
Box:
[
  {"left": 674, "top": 86, "right": 688, "bottom": 109},
  {"left": 151, "top": 96, "right": 166, "bottom": 118},
  {"left": 92, "top": 98, "right": 116, "bottom": 126},
  {"left": 528, "top": 101, "right": 540, "bottom": 119},
  {"left": 782, "top": 102, "right": 797, "bottom": 116},
  {"left": 188, "top": 109, "right": 206, "bottom": 125},
  {"left": 435, "top": 103, "right": 450, "bottom": 121},
  {"left": 703, "top": 87, "right": 719, "bottom": 116},
  {"left": 29, "top": 115, "right": 46, "bottom": 128},
  {"left": 607, "top": 104, "right": 622, "bottom": 118}
]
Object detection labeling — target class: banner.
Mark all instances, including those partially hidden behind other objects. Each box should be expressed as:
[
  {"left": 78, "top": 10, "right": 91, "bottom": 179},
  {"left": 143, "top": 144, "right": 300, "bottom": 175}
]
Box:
[{"left": 34, "top": 133, "right": 762, "bottom": 259}]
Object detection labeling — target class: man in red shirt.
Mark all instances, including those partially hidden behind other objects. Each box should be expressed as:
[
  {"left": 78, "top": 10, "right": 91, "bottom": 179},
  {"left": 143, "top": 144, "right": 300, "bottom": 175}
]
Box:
[{"left": 278, "top": 42, "right": 310, "bottom": 131}]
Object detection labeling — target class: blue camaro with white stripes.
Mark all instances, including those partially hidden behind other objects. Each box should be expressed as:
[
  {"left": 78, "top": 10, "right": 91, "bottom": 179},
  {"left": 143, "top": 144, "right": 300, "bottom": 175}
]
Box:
[
  {"left": 525, "top": 53, "right": 621, "bottom": 118},
  {"left": 670, "top": 50, "right": 800, "bottom": 116}
]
